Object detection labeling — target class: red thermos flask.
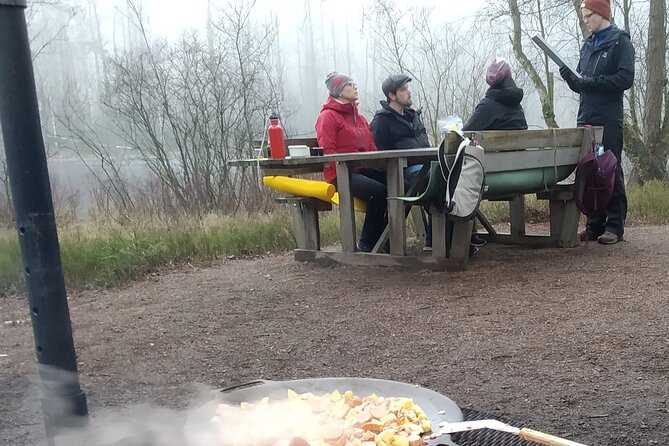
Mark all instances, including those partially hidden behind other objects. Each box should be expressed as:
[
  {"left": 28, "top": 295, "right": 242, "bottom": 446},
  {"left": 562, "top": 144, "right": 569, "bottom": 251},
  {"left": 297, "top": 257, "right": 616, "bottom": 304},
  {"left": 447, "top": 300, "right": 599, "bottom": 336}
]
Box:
[{"left": 268, "top": 113, "right": 286, "bottom": 159}]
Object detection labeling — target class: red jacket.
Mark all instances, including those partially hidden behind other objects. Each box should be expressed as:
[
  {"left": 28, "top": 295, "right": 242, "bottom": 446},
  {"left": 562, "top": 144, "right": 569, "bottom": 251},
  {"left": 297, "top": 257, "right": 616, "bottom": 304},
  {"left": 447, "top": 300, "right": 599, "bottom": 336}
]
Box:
[{"left": 315, "top": 96, "right": 377, "bottom": 183}]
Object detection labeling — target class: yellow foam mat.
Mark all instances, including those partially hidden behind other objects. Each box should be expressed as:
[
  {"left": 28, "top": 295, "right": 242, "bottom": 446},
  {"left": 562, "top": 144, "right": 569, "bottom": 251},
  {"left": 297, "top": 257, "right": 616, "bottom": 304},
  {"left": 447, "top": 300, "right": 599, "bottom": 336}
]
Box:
[{"left": 263, "top": 176, "right": 366, "bottom": 212}]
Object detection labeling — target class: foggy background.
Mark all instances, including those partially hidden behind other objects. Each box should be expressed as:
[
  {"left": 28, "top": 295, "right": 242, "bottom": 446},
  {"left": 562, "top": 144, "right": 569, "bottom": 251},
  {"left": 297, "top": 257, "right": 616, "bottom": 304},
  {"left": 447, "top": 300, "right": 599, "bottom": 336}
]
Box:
[{"left": 0, "top": 0, "right": 664, "bottom": 219}]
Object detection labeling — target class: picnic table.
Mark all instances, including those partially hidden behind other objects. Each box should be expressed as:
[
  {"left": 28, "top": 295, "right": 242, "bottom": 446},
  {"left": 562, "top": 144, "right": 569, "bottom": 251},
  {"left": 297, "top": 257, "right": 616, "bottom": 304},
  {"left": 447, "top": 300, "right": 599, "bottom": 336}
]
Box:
[{"left": 231, "top": 127, "right": 603, "bottom": 271}]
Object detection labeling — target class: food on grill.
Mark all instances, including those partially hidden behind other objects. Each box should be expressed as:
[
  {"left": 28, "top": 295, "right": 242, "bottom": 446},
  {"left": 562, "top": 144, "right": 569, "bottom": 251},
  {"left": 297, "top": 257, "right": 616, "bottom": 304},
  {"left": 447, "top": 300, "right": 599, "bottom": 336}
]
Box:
[{"left": 210, "top": 389, "right": 432, "bottom": 446}]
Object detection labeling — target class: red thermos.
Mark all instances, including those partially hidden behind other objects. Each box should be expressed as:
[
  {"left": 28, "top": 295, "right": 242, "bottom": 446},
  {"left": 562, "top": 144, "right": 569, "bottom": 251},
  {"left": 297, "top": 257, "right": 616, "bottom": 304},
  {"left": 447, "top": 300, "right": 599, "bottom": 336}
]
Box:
[{"left": 268, "top": 113, "right": 286, "bottom": 159}]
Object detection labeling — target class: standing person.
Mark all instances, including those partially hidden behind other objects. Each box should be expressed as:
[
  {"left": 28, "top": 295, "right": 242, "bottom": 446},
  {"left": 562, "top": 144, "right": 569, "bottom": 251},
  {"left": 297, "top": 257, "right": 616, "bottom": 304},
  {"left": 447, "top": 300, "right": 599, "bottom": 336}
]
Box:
[
  {"left": 462, "top": 57, "right": 528, "bottom": 132},
  {"left": 315, "top": 71, "right": 387, "bottom": 253},
  {"left": 559, "top": 0, "right": 634, "bottom": 244},
  {"left": 370, "top": 74, "right": 430, "bottom": 187}
]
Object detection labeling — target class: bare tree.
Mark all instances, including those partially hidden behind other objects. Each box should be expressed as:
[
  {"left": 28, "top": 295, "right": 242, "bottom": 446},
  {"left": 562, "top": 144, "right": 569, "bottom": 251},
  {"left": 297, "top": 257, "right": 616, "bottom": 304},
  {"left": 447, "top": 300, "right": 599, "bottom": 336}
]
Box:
[
  {"left": 370, "top": 0, "right": 493, "bottom": 143},
  {"left": 615, "top": 0, "right": 669, "bottom": 181},
  {"left": 484, "top": 0, "right": 581, "bottom": 128},
  {"left": 81, "top": 0, "right": 286, "bottom": 215}
]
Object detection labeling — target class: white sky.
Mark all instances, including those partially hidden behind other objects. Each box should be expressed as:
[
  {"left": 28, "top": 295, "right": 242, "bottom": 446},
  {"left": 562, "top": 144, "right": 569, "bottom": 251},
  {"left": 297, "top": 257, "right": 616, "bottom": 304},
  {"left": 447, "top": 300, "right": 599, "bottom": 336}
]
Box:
[{"left": 95, "top": 0, "right": 486, "bottom": 41}]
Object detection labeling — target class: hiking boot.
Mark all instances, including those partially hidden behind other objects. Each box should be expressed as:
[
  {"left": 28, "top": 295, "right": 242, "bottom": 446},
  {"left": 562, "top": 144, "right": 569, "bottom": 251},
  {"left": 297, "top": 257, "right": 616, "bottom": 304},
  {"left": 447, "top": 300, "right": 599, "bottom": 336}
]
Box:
[
  {"left": 423, "top": 230, "right": 432, "bottom": 252},
  {"left": 597, "top": 231, "right": 622, "bottom": 245},
  {"left": 471, "top": 234, "right": 488, "bottom": 247},
  {"left": 357, "top": 242, "right": 373, "bottom": 253},
  {"left": 579, "top": 228, "right": 603, "bottom": 241}
]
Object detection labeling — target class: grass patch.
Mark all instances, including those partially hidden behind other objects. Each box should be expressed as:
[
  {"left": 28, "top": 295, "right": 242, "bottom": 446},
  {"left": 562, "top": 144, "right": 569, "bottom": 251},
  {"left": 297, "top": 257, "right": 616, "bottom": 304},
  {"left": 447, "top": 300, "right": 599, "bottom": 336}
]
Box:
[
  {"left": 1, "top": 180, "right": 667, "bottom": 294},
  {"left": 627, "top": 180, "right": 669, "bottom": 224},
  {"left": 0, "top": 229, "right": 22, "bottom": 295},
  {"left": 0, "top": 211, "right": 342, "bottom": 293}
]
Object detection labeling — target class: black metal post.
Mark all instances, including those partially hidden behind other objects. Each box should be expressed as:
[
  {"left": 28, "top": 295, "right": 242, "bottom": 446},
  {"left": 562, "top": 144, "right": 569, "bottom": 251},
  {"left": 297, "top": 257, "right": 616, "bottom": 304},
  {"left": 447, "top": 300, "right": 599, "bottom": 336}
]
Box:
[{"left": 0, "top": 0, "right": 88, "bottom": 441}]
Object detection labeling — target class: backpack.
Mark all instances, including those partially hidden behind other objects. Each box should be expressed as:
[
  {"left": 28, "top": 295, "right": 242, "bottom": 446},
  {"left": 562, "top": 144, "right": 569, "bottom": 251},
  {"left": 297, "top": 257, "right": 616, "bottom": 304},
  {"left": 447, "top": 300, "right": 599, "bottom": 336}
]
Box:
[
  {"left": 437, "top": 130, "right": 486, "bottom": 220},
  {"left": 574, "top": 129, "right": 617, "bottom": 215}
]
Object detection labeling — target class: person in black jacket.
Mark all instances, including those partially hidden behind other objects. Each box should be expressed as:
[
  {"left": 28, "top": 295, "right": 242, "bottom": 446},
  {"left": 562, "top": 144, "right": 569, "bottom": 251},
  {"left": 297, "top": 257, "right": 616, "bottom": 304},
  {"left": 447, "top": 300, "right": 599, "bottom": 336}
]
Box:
[
  {"left": 370, "top": 74, "right": 436, "bottom": 251},
  {"left": 462, "top": 57, "right": 528, "bottom": 132},
  {"left": 559, "top": 0, "right": 634, "bottom": 245},
  {"left": 370, "top": 74, "right": 430, "bottom": 187},
  {"left": 463, "top": 57, "right": 527, "bottom": 248}
]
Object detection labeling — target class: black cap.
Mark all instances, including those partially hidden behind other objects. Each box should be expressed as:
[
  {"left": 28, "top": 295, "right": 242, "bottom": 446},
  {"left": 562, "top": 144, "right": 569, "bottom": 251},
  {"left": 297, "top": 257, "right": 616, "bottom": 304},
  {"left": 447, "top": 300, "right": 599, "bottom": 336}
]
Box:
[{"left": 382, "top": 74, "right": 412, "bottom": 98}]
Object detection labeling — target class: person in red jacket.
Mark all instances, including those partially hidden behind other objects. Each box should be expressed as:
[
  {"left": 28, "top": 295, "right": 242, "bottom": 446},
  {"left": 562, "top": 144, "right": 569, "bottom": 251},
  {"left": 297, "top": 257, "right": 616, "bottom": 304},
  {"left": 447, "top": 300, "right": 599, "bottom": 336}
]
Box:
[{"left": 315, "top": 71, "right": 387, "bottom": 252}]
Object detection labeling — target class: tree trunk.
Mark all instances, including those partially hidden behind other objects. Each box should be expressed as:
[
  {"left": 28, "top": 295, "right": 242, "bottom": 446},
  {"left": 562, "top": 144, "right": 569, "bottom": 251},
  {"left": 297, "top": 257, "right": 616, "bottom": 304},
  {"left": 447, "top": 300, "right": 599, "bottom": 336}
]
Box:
[
  {"left": 572, "top": 0, "right": 589, "bottom": 38},
  {"left": 642, "top": 0, "right": 668, "bottom": 179},
  {"left": 507, "top": 0, "right": 559, "bottom": 128}
]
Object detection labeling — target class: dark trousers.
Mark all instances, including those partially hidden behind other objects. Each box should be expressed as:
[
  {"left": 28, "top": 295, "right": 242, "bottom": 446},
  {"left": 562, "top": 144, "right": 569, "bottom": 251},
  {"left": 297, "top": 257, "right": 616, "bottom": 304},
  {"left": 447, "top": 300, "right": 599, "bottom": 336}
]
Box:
[
  {"left": 585, "top": 124, "right": 628, "bottom": 237},
  {"left": 334, "top": 168, "right": 387, "bottom": 251}
]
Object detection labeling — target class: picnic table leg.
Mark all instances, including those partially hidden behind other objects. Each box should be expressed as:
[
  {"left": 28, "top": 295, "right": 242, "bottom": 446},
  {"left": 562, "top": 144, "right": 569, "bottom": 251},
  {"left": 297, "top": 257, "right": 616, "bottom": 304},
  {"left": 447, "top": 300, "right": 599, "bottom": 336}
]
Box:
[
  {"left": 449, "top": 219, "right": 474, "bottom": 263},
  {"left": 549, "top": 197, "right": 580, "bottom": 247},
  {"left": 431, "top": 207, "right": 447, "bottom": 258},
  {"left": 386, "top": 158, "right": 406, "bottom": 256},
  {"left": 335, "top": 161, "right": 357, "bottom": 253},
  {"left": 509, "top": 195, "right": 526, "bottom": 235},
  {"left": 290, "top": 200, "right": 321, "bottom": 250}
]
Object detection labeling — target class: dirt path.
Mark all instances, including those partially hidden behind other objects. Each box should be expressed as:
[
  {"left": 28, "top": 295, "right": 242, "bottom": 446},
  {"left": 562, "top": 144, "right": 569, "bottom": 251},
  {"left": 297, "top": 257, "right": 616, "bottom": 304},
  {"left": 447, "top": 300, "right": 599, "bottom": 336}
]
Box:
[{"left": 1, "top": 225, "right": 668, "bottom": 446}]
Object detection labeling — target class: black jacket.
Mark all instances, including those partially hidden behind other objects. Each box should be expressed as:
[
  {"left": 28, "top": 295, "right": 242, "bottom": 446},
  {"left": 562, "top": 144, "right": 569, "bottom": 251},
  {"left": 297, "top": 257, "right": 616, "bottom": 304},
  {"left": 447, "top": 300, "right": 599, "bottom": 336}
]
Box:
[
  {"left": 566, "top": 26, "right": 635, "bottom": 127},
  {"left": 370, "top": 101, "right": 430, "bottom": 150},
  {"left": 462, "top": 77, "right": 528, "bottom": 131}
]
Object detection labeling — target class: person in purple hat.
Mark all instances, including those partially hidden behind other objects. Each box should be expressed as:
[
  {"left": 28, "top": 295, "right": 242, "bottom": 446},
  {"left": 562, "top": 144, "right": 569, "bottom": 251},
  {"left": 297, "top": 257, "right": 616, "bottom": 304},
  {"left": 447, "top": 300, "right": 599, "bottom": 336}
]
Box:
[{"left": 462, "top": 57, "right": 528, "bottom": 132}]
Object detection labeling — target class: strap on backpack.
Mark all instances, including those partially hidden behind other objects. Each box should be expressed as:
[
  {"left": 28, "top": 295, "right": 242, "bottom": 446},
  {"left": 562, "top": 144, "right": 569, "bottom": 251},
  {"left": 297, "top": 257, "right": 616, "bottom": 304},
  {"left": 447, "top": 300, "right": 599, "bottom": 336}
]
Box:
[
  {"left": 582, "top": 124, "right": 596, "bottom": 153},
  {"left": 437, "top": 132, "right": 470, "bottom": 210}
]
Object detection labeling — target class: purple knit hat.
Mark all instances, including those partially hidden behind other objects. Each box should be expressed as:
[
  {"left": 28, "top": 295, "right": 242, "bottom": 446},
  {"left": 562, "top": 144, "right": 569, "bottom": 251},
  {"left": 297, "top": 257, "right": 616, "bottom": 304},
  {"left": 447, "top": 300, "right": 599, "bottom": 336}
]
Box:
[
  {"left": 325, "top": 71, "right": 353, "bottom": 98},
  {"left": 486, "top": 57, "right": 511, "bottom": 87}
]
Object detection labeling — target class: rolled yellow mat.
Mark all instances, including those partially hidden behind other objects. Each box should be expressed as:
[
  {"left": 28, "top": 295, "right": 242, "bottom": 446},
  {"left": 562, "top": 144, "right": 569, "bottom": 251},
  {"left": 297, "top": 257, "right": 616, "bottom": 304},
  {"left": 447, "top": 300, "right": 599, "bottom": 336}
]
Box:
[
  {"left": 263, "top": 176, "right": 335, "bottom": 202},
  {"left": 331, "top": 192, "right": 367, "bottom": 213},
  {"left": 263, "top": 176, "right": 367, "bottom": 212}
]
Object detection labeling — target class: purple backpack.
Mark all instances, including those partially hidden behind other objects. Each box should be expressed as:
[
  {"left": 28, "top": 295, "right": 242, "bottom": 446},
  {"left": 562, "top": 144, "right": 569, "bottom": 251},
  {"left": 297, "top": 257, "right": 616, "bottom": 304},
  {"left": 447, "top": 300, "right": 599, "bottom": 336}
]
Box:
[{"left": 574, "top": 133, "right": 617, "bottom": 215}]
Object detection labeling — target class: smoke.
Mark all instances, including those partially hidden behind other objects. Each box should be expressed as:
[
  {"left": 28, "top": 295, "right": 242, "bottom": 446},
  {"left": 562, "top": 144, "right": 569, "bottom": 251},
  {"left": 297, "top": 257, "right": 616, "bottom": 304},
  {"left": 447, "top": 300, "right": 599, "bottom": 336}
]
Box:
[
  {"left": 30, "top": 365, "right": 216, "bottom": 446},
  {"left": 55, "top": 404, "right": 195, "bottom": 446},
  {"left": 34, "top": 366, "right": 347, "bottom": 446}
]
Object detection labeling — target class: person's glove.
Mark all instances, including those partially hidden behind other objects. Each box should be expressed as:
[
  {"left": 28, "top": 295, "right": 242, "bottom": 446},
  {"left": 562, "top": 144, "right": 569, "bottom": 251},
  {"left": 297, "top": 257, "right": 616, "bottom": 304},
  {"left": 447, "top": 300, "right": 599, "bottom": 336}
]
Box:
[
  {"left": 559, "top": 66, "right": 580, "bottom": 92},
  {"left": 575, "top": 76, "right": 597, "bottom": 91}
]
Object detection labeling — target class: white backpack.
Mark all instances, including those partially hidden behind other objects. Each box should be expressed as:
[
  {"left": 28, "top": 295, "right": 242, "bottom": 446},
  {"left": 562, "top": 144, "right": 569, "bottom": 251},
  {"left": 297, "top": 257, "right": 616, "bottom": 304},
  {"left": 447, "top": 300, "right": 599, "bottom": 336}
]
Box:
[{"left": 437, "top": 130, "right": 486, "bottom": 220}]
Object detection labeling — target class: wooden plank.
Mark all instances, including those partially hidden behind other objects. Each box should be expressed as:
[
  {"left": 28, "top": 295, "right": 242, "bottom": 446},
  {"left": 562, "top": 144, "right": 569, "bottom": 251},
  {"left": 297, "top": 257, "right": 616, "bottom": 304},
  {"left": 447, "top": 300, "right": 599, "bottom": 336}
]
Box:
[
  {"left": 290, "top": 203, "right": 308, "bottom": 249},
  {"left": 484, "top": 147, "right": 581, "bottom": 172},
  {"left": 461, "top": 127, "right": 604, "bottom": 152},
  {"left": 449, "top": 219, "right": 473, "bottom": 264},
  {"left": 302, "top": 201, "right": 321, "bottom": 250},
  {"left": 386, "top": 158, "right": 406, "bottom": 256},
  {"left": 261, "top": 167, "right": 325, "bottom": 176},
  {"left": 335, "top": 161, "right": 357, "bottom": 253},
  {"left": 509, "top": 195, "right": 526, "bottom": 236},
  {"left": 275, "top": 196, "right": 332, "bottom": 211},
  {"left": 549, "top": 198, "right": 581, "bottom": 248},
  {"left": 478, "top": 233, "right": 565, "bottom": 248},
  {"left": 373, "top": 225, "right": 390, "bottom": 253},
  {"left": 288, "top": 200, "right": 321, "bottom": 251},
  {"left": 293, "top": 249, "right": 469, "bottom": 271},
  {"left": 431, "top": 208, "right": 447, "bottom": 258},
  {"left": 475, "top": 210, "right": 498, "bottom": 236},
  {"left": 410, "top": 207, "right": 427, "bottom": 242}
]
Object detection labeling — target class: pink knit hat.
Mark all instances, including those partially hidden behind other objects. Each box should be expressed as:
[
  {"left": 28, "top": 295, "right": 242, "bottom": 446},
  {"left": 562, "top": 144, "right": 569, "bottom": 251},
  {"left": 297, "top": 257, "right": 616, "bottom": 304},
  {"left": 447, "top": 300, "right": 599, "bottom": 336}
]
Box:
[
  {"left": 486, "top": 57, "right": 511, "bottom": 87},
  {"left": 325, "top": 71, "right": 353, "bottom": 98}
]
